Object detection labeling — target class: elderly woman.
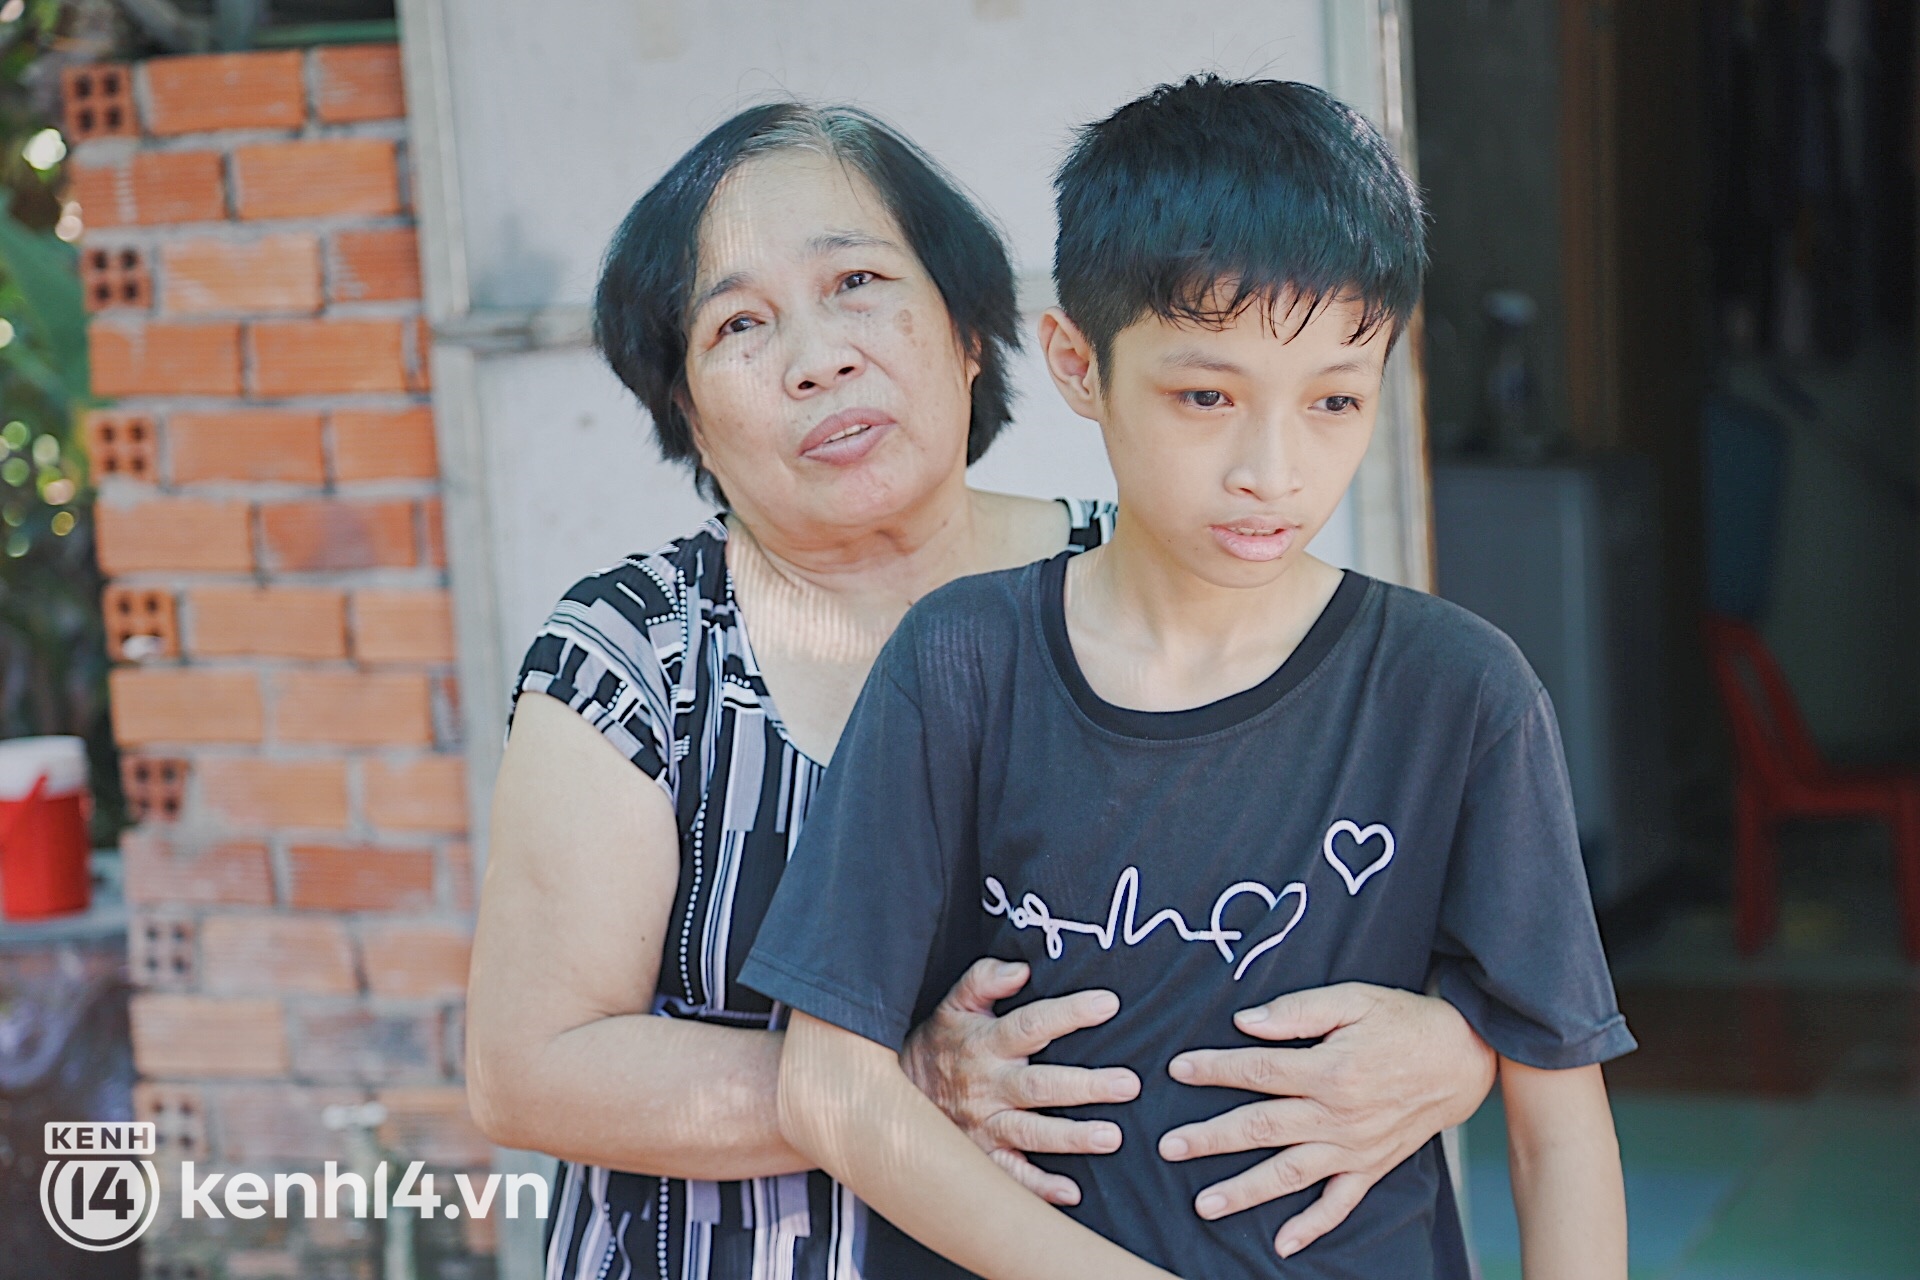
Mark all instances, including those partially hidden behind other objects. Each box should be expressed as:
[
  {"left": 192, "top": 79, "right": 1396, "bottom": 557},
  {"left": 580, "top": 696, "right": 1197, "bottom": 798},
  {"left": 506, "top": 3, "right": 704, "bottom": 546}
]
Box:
[{"left": 467, "top": 103, "right": 1496, "bottom": 1280}]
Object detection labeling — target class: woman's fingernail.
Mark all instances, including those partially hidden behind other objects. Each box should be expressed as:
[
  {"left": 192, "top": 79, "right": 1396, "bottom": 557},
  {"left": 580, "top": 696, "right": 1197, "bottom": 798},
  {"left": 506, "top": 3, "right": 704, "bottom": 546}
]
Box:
[
  {"left": 1169, "top": 1056, "right": 1195, "bottom": 1081},
  {"left": 1277, "top": 1238, "right": 1302, "bottom": 1258},
  {"left": 1160, "top": 1135, "right": 1189, "bottom": 1159},
  {"left": 1095, "top": 1124, "right": 1121, "bottom": 1152},
  {"left": 996, "top": 960, "right": 1025, "bottom": 978},
  {"left": 1197, "top": 1193, "right": 1227, "bottom": 1218},
  {"left": 1236, "top": 1006, "right": 1269, "bottom": 1025}
]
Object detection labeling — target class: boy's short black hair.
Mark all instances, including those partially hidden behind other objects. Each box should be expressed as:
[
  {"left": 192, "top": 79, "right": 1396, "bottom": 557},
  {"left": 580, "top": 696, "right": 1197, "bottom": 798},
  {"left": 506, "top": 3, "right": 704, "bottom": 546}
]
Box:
[
  {"left": 595, "top": 103, "right": 1020, "bottom": 501},
  {"left": 1053, "top": 75, "right": 1427, "bottom": 370}
]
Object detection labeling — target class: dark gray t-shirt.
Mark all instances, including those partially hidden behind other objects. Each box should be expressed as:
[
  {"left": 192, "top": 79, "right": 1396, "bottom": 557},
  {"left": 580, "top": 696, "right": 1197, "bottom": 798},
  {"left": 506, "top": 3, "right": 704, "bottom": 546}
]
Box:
[{"left": 741, "top": 554, "right": 1634, "bottom": 1280}]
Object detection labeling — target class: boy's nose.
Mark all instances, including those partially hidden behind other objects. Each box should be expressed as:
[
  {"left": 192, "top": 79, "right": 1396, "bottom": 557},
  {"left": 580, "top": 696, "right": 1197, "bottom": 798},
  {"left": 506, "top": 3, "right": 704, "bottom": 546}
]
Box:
[{"left": 1224, "top": 419, "right": 1304, "bottom": 499}]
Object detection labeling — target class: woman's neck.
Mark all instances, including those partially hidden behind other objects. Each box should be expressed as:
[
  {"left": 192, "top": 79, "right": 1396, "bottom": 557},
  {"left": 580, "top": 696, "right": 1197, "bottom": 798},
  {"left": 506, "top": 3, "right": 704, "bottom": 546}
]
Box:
[{"left": 726, "top": 476, "right": 986, "bottom": 661}]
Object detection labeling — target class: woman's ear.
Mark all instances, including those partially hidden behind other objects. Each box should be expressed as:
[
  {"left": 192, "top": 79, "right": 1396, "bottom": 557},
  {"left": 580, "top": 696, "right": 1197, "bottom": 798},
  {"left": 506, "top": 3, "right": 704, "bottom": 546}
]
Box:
[
  {"left": 1037, "top": 309, "right": 1101, "bottom": 423},
  {"left": 675, "top": 385, "right": 707, "bottom": 454}
]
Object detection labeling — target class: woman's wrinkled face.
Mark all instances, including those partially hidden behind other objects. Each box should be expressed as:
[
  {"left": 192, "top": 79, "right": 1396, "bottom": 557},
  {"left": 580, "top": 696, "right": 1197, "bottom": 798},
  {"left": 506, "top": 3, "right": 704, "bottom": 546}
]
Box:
[{"left": 681, "top": 149, "right": 978, "bottom": 541}]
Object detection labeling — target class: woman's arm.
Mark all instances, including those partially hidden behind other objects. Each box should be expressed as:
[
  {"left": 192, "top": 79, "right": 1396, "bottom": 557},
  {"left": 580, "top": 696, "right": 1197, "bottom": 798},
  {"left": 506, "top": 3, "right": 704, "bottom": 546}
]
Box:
[
  {"left": 468, "top": 693, "right": 1139, "bottom": 1183},
  {"left": 466, "top": 692, "right": 803, "bottom": 1177},
  {"left": 1156, "top": 982, "right": 1497, "bottom": 1255},
  {"left": 782, "top": 1012, "right": 1181, "bottom": 1280},
  {"left": 1501, "top": 1059, "right": 1627, "bottom": 1280}
]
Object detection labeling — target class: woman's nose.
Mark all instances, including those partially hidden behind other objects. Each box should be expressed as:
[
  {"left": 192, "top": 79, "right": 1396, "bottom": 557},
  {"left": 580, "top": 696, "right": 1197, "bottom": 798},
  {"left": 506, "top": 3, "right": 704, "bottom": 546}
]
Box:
[{"left": 785, "top": 320, "right": 865, "bottom": 396}]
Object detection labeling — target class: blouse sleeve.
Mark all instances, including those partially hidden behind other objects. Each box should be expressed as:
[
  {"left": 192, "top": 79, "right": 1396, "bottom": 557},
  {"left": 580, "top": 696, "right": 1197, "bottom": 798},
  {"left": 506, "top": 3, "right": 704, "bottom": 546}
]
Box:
[{"left": 510, "top": 560, "right": 680, "bottom": 797}]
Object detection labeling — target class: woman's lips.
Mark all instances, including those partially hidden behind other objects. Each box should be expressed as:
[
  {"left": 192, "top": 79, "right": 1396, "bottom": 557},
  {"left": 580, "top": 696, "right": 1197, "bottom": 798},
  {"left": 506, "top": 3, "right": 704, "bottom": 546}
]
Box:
[
  {"left": 1209, "top": 523, "right": 1297, "bottom": 562},
  {"left": 798, "top": 409, "right": 898, "bottom": 465}
]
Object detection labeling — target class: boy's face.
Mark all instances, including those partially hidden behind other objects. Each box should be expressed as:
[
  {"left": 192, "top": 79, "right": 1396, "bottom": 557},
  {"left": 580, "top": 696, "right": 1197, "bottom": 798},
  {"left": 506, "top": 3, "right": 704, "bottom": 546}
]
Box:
[{"left": 1040, "top": 293, "right": 1389, "bottom": 589}]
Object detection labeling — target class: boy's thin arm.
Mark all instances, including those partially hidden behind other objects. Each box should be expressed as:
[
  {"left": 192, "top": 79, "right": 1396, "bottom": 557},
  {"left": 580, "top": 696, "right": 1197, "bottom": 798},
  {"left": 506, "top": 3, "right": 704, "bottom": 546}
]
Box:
[
  {"left": 1501, "top": 1059, "right": 1627, "bottom": 1280},
  {"left": 780, "top": 1012, "right": 1184, "bottom": 1280}
]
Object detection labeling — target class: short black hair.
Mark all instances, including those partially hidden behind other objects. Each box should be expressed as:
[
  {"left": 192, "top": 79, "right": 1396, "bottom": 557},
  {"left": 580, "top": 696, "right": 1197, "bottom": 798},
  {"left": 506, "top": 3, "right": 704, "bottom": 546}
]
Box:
[
  {"left": 1053, "top": 75, "right": 1427, "bottom": 370},
  {"left": 595, "top": 103, "right": 1020, "bottom": 500}
]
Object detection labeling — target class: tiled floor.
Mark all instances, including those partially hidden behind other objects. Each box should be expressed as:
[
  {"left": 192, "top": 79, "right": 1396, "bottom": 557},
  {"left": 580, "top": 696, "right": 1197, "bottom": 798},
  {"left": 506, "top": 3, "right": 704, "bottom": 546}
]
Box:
[
  {"left": 1464, "top": 1090, "right": 1919, "bottom": 1280},
  {"left": 1464, "top": 880, "right": 1920, "bottom": 1280}
]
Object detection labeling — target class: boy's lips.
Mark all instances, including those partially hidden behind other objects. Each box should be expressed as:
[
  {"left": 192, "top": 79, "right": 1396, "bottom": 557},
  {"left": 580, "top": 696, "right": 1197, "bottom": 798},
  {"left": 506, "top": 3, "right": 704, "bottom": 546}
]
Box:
[
  {"left": 798, "top": 408, "right": 897, "bottom": 464},
  {"left": 1209, "top": 522, "right": 1297, "bottom": 562}
]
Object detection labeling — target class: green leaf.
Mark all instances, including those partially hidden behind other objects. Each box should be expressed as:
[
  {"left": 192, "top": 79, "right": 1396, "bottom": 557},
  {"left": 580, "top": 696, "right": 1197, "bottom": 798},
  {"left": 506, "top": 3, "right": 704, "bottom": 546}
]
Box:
[{"left": 0, "top": 188, "right": 87, "bottom": 401}]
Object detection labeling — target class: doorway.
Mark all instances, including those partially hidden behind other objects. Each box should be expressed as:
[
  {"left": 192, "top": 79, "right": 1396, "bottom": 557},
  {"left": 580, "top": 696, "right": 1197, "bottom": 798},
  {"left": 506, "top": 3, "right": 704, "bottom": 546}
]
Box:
[{"left": 1410, "top": 1, "right": 1920, "bottom": 1275}]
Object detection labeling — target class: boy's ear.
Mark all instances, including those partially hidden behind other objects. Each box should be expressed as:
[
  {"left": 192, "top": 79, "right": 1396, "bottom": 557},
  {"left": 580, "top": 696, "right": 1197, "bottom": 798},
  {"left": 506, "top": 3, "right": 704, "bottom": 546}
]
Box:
[{"left": 1036, "top": 308, "right": 1102, "bottom": 423}]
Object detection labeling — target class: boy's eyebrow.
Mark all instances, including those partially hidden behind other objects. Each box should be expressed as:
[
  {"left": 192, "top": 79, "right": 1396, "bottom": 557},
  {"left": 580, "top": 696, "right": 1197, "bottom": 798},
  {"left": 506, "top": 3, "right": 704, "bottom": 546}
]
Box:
[
  {"left": 1160, "top": 349, "right": 1249, "bottom": 375},
  {"left": 1157, "top": 351, "right": 1379, "bottom": 378},
  {"left": 690, "top": 232, "right": 900, "bottom": 314}
]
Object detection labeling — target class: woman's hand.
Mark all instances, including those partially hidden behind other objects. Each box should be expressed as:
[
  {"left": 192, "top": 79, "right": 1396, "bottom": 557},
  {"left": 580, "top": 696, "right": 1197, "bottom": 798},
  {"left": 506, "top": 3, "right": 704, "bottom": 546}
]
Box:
[
  {"left": 902, "top": 959, "right": 1142, "bottom": 1206},
  {"left": 1157, "top": 983, "right": 1496, "bottom": 1258}
]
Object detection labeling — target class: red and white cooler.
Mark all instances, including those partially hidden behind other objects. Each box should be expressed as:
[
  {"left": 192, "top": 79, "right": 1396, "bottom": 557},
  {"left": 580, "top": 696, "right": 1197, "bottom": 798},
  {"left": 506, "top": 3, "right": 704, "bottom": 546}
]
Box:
[{"left": 0, "top": 736, "right": 93, "bottom": 921}]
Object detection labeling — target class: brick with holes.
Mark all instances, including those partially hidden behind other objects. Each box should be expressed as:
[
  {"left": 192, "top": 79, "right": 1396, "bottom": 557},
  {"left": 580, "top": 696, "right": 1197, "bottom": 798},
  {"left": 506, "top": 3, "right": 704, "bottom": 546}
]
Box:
[
  {"left": 80, "top": 243, "right": 150, "bottom": 312},
  {"left": 102, "top": 584, "right": 178, "bottom": 661},
  {"left": 128, "top": 913, "right": 197, "bottom": 989},
  {"left": 60, "top": 63, "right": 136, "bottom": 141},
  {"left": 121, "top": 756, "right": 188, "bottom": 823},
  {"left": 83, "top": 411, "right": 158, "bottom": 482},
  {"left": 133, "top": 1082, "right": 209, "bottom": 1165}
]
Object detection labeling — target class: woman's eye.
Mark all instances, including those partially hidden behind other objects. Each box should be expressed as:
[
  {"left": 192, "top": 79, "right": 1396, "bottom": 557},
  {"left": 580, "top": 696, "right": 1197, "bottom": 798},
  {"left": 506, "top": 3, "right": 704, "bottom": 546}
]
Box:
[
  {"left": 720, "top": 314, "right": 758, "bottom": 337},
  {"left": 840, "top": 270, "right": 876, "bottom": 291},
  {"left": 1321, "top": 395, "right": 1360, "bottom": 413},
  {"left": 1182, "top": 389, "right": 1229, "bottom": 409}
]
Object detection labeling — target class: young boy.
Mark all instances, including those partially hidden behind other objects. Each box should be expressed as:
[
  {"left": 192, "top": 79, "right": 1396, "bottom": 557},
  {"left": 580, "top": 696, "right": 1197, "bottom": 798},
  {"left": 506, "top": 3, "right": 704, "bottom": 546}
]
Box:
[{"left": 739, "top": 76, "right": 1633, "bottom": 1280}]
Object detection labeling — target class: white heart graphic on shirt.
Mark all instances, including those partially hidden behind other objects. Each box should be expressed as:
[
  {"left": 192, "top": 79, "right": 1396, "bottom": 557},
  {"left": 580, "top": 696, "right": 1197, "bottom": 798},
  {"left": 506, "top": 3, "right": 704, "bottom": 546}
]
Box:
[
  {"left": 1323, "top": 820, "right": 1395, "bottom": 895},
  {"left": 1210, "top": 880, "right": 1309, "bottom": 980}
]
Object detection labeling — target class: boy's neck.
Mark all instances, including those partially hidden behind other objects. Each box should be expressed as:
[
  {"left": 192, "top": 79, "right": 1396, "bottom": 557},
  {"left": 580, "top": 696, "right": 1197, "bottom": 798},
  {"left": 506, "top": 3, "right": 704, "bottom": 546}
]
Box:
[{"left": 1064, "top": 509, "right": 1346, "bottom": 712}]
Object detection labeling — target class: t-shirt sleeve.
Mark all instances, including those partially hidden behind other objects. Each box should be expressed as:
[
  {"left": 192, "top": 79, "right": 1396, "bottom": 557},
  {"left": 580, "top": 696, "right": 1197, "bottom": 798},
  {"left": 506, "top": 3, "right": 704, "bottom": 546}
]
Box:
[
  {"left": 739, "top": 629, "right": 971, "bottom": 1051},
  {"left": 1432, "top": 686, "right": 1637, "bottom": 1069},
  {"left": 510, "top": 565, "right": 677, "bottom": 796}
]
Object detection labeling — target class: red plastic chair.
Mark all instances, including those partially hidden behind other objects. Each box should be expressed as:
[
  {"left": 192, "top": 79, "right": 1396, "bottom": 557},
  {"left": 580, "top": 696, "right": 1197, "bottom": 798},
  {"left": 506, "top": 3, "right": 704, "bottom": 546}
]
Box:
[{"left": 1702, "top": 614, "right": 1920, "bottom": 960}]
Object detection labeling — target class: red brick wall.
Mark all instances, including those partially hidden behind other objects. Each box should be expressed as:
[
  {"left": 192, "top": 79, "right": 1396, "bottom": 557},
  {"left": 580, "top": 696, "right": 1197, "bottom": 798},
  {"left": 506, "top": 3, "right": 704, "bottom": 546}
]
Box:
[{"left": 70, "top": 46, "right": 493, "bottom": 1273}]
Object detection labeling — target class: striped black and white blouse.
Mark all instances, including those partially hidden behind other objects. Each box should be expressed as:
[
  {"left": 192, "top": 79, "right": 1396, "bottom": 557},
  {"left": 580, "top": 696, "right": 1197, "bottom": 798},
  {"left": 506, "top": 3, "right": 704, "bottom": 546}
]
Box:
[{"left": 516, "top": 500, "right": 1116, "bottom": 1280}]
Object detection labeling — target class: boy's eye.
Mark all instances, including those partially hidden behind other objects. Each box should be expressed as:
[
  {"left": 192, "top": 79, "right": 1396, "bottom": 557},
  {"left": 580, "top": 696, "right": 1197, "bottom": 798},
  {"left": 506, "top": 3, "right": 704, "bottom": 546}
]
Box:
[
  {"left": 1320, "top": 395, "right": 1360, "bottom": 413},
  {"left": 1182, "top": 389, "right": 1230, "bottom": 409}
]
